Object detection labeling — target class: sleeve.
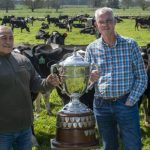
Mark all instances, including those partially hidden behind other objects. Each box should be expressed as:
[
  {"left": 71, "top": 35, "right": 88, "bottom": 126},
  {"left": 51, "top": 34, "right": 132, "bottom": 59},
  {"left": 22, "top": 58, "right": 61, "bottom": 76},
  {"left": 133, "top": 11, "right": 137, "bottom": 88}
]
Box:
[
  {"left": 26, "top": 59, "right": 53, "bottom": 93},
  {"left": 84, "top": 44, "right": 92, "bottom": 63},
  {"left": 127, "top": 41, "right": 148, "bottom": 105}
]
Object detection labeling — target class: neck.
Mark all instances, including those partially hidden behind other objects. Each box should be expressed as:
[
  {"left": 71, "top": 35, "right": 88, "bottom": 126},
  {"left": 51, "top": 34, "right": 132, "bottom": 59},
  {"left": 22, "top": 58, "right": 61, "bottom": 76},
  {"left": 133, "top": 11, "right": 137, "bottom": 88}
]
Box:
[
  {"left": 102, "top": 33, "right": 116, "bottom": 47},
  {"left": 0, "top": 52, "right": 11, "bottom": 57}
]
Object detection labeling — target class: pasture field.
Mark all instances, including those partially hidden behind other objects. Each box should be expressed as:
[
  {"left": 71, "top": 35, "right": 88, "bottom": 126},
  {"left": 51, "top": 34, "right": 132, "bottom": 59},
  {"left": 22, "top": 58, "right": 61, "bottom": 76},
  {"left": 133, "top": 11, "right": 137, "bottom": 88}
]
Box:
[
  {"left": 0, "top": 18, "right": 149, "bottom": 47},
  {"left": 0, "top": 6, "right": 150, "bottom": 46},
  {"left": 0, "top": 7, "right": 149, "bottom": 150},
  {"left": 12, "top": 19, "right": 150, "bottom": 46}
]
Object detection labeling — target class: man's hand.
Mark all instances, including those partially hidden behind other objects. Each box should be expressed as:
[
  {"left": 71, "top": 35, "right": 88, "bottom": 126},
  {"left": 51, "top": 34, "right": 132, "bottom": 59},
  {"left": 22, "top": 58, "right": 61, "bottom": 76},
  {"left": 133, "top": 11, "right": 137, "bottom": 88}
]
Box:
[
  {"left": 89, "top": 70, "right": 99, "bottom": 83},
  {"left": 46, "top": 74, "right": 61, "bottom": 87},
  {"left": 125, "top": 100, "right": 134, "bottom": 107}
]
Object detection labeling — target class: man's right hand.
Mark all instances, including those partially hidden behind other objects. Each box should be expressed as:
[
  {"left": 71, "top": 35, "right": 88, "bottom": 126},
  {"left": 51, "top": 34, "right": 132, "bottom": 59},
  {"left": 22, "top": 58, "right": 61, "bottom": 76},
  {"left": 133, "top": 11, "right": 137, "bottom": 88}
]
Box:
[{"left": 89, "top": 70, "right": 99, "bottom": 83}]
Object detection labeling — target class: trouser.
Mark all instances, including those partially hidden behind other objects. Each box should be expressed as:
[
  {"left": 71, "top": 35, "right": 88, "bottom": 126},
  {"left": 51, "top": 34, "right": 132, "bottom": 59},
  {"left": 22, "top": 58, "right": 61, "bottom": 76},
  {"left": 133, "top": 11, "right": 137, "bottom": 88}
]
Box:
[
  {"left": 0, "top": 127, "right": 32, "bottom": 150},
  {"left": 93, "top": 95, "right": 142, "bottom": 150}
]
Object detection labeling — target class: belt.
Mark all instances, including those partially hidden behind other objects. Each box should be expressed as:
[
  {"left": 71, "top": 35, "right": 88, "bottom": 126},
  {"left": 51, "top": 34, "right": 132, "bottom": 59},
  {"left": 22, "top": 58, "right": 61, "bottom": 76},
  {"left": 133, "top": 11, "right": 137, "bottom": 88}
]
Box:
[{"left": 97, "top": 93, "right": 129, "bottom": 102}]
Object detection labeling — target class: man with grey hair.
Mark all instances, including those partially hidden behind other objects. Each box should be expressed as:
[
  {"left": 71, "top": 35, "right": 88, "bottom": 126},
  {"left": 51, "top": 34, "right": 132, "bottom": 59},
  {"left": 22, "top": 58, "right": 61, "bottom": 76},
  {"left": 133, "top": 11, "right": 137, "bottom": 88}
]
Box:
[
  {"left": 0, "top": 25, "right": 60, "bottom": 150},
  {"left": 85, "top": 7, "right": 147, "bottom": 150}
]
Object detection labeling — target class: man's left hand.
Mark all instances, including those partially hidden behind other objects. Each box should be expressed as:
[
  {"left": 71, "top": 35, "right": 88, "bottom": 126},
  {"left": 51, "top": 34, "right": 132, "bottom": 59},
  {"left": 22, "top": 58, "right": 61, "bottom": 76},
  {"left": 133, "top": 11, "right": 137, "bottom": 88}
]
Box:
[{"left": 46, "top": 74, "right": 61, "bottom": 87}]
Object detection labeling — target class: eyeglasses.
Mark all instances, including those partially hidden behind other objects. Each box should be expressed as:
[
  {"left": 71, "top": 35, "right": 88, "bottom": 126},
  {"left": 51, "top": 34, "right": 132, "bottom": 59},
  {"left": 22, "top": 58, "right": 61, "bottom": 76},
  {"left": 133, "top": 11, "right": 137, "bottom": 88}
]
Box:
[{"left": 98, "top": 19, "right": 113, "bottom": 24}]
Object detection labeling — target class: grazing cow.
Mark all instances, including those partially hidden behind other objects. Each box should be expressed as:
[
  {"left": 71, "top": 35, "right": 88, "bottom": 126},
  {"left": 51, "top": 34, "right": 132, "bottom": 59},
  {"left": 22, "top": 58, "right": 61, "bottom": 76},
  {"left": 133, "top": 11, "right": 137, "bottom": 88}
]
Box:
[
  {"left": 46, "top": 16, "right": 59, "bottom": 25},
  {"left": 40, "top": 22, "right": 49, "bottom": 29},
  {"left": 1, "top": 15, "right": 15, "bottom": 25},
  {"left": 63, "top": 18, "right": 73, "bottom": 32},
  {"left": 35, "top": 29, "right": 50, "bottom": 43},
  {"left": 135, "top": 17, "right": 150, "bottom": 31},
  {"left": 11, "top": 19, "right": 30, "bottom": 32},
  {"left": 115, "top": 16, "right": 123, "bottom": 23},
  {"left": 25, "top": 16, "right": 35, "bottom": 26},
  {"left": 80, "top": 26, "right": 96, "bottom": 35},
  {"left": 59, "top": 15, "right": 68, "bottom": 20},
  {"left": 55, "top": 22, "right": 67, "bottom": 29},
  {"left": 73, "top": 23, "right": 85, "bottom": 28},
  {"left": 138, "top": 44, "right": 150, "bottom": 126},
  {"left": 46, "top": 31, "right": 67, "bottom": 45}
]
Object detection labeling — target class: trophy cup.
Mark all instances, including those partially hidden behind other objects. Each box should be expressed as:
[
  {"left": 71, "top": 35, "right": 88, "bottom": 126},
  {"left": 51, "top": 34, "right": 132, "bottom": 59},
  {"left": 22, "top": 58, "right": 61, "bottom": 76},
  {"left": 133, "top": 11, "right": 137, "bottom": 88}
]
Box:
[{"left": 51, "top": 50, "right": 99, "bottom": 149}]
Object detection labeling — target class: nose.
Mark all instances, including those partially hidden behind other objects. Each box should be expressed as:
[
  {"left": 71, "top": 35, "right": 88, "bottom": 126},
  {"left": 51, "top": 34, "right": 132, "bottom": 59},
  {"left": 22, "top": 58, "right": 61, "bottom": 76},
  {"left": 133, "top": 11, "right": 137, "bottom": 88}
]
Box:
[{"left": 5, "top": 37, "right": 13, "bottom": 43}]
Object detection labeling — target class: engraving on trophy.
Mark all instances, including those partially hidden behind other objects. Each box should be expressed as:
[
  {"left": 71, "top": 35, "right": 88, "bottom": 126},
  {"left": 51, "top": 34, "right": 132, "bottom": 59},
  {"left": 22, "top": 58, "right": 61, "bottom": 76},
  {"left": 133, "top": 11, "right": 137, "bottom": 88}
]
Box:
[
  {"left": 68, "top": 122, "right": 72, "bottom": 128},
  {"left": 78, "top": 122, "right": 83, "bottom": 128},
  {"left": 65, "top": 117, "right": 69, "bottom": 123},
  {"left": 70, "top": 117, "right": 75, "bottom": 122},
  {"left": 73, "top": 122, "right": 78, "bottom": 128},
  {"left": 75, "top": 117, "right": 80, "bottom": 122}
]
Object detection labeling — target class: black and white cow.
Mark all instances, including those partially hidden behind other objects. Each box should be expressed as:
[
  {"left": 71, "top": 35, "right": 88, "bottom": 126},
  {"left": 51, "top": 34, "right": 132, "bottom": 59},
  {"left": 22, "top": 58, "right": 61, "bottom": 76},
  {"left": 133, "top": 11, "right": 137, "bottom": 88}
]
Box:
[
  {"left": 46, "top": 31, "right": 67, "bottom": 45},
  {"left": 35, "top": 29, "right": 50, "bottom": 43},
  {"left": 1, "top": 15, "right": 15, "bottom": 25},
  {"left": 138, "top": 44, "right": 150, "bottom": 126},
  {"left": 11, "top": 19, "right": 30, "bottom": 32},
  {"left": 135, "top": 17, "right": 150, "bottom": 31},
  {"left": 40, "top": 22, "right": 49, "bottom": 30}
]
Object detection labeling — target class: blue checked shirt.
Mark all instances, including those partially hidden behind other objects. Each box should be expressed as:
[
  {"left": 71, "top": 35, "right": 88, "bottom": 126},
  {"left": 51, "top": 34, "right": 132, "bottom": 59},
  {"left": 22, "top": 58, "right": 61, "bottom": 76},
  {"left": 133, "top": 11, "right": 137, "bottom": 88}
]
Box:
[{"left": 85, "top": 34, "right": 148, "bottom": 105}]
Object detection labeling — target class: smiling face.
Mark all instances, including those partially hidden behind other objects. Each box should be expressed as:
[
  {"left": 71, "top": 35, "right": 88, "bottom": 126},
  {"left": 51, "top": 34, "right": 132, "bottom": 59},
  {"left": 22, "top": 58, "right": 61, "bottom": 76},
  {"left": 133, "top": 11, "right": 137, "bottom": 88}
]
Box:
[
  {"left": 95, "top": 8, "right": 116, "bottom": 37},
  {"left": 0, "top": 26, "right": 14, "bottom": 56}
]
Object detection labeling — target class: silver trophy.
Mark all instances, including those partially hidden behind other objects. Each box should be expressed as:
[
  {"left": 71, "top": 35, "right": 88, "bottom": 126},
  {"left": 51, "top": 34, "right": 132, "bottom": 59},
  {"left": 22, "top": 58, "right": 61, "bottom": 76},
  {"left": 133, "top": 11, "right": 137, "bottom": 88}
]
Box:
[
  {"left": 51, "top": 50, "right": 95, "bottom": 113},
  {"left": 51, "top": 49, "right": 99, "bottom": 149}
]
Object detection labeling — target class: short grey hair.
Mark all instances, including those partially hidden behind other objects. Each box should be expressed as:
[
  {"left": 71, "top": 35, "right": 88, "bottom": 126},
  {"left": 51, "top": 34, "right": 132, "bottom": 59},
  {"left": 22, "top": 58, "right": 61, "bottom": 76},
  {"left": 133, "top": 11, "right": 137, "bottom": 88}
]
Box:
[
  {"left": 0, "top": 25, "right": 12, "bottom": 34},
  {"left": 95, "top": 7, "right": 115, "bottom": 22}
]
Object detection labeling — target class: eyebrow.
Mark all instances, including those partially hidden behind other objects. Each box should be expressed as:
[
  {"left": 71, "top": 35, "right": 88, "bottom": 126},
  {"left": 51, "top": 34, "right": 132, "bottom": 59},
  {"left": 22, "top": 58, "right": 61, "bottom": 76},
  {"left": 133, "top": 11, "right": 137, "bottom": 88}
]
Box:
[
  {"left": 0, "top": 31, "right": 12, "bottom": 35},
  {"left": 0, "top": 32, "right": 13, "bottom": 36}
]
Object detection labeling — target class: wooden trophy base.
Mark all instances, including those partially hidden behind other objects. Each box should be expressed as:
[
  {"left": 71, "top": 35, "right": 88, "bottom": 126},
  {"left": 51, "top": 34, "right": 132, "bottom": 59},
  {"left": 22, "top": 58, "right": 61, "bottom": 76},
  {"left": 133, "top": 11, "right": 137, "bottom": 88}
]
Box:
[{"left": 50, "top": 139, "right": 100, "bottom": 150}]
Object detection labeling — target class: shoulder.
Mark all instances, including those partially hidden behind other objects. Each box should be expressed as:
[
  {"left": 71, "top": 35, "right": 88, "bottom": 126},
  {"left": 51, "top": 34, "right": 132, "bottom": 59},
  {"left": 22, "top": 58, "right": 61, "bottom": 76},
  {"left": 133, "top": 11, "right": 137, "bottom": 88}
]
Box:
[
  {"left": 11, "top": 51, "right": 31, "bottom": 64},
  {"left": 12, "top": 51, "right": 29, "bottom": 60},
  {"left": 87, "top": 38, "right": 101, "bottom": 50},
  {"left": 117, "top": 34, "right": 137, "bottom": 46}
]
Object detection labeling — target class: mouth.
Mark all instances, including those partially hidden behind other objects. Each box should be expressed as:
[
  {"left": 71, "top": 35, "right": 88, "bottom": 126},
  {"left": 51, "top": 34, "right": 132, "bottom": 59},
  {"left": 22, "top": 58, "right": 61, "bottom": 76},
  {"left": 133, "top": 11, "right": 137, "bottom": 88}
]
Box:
[{"left": 3, "top": 45, "right": 12, "bottom": 48}]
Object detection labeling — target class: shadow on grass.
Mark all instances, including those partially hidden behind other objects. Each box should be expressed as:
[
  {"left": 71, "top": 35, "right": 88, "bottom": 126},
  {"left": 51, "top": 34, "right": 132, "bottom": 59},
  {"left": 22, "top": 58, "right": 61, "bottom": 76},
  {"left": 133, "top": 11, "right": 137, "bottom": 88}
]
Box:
[{"left": 32, "top": 131, "right": 55, "bottom": 150}]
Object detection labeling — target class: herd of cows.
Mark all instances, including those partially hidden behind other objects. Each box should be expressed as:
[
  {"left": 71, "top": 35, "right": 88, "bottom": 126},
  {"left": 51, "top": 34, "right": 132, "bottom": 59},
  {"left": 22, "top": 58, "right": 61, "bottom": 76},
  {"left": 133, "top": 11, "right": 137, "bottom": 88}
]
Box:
[{"left": 0, "top": 14, "right": 150, "bottom": 146}]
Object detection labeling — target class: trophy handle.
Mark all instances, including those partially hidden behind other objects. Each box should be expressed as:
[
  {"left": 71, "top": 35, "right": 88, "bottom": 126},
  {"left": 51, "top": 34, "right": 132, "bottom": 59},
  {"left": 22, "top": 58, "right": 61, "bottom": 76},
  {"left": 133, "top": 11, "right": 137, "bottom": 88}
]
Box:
[
  {"left": 51, "top": 64, "right": 70, "bottom": 96},
  {"left": 51, "top": 63, "right": 59, "bottom": 74},
  {"left": 86, "top": 63, "right": 98, "bottom": 92}
]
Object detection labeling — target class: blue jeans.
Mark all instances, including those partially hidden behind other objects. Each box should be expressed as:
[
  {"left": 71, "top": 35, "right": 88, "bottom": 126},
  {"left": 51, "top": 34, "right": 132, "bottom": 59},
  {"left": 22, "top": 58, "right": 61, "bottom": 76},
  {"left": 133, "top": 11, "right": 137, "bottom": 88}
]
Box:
[
  {"left": 94, "top": 95, "right": 142, "bottom": 150},
  {"left": 0, "top": 128, "right": 32, "bottom": 150}
]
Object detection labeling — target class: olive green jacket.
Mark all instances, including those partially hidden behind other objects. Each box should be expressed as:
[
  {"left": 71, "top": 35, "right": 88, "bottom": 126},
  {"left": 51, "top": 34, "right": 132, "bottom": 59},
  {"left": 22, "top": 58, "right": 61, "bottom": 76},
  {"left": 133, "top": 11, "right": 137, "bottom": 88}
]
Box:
[{"left": 0, "top": 52, "right": 52, "bottom": 133}]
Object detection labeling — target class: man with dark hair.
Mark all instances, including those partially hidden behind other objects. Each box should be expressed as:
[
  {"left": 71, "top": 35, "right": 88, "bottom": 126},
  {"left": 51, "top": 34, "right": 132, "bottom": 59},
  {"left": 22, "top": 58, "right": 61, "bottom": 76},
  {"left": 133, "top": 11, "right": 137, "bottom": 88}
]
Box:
[{"left": 0, "top": 25, "right": 59, "bottom": 150}]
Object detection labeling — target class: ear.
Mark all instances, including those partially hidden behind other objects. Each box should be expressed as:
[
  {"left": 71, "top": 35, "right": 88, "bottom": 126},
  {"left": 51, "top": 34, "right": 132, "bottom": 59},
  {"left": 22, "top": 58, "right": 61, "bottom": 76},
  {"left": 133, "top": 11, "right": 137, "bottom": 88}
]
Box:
[
  {"left": 114, "top": 18, "right": 117, "bottom": 25},
  {"left": 94, "top": 21, "right": 98, "bottom": 29}
]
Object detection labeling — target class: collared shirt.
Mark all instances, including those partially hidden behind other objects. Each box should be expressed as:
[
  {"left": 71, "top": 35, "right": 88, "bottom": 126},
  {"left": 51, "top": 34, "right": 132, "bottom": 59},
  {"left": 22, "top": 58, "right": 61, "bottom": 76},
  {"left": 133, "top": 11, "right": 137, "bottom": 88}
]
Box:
[{"left": 85, "top": 34, "right": 148, "bottom": 104}]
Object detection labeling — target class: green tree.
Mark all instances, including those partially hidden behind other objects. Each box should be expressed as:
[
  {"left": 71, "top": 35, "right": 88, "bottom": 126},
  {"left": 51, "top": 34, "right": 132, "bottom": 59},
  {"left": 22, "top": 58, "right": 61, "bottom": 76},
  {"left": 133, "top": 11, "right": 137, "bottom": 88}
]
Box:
[
  {"left": 88, "top": 0, "right": 106, "bottom": 8},
  {"left": 0, "top": 0, "right": 14, "bottom": 13},
  {"left": 136, "top": 0, "right": 147, "bottom": 10},
  {"left": 50, "top": 0, "right": 61, "bottom": 12},
  {"left": 24, "top": 0, "right": 45, "bottom": 12},
  {"left": 121, "top": 0, "right": 136, "bottom": 8},
  {"left": 107, "top": 0, "right": 119, "bottom": 8}
]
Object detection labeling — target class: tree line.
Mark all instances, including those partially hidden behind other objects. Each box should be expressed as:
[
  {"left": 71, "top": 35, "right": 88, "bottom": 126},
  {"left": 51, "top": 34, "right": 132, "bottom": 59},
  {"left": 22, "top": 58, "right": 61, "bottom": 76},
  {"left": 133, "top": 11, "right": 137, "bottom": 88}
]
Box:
[{"left": 0, "top": 0, "right": 150, "bottom": 13}]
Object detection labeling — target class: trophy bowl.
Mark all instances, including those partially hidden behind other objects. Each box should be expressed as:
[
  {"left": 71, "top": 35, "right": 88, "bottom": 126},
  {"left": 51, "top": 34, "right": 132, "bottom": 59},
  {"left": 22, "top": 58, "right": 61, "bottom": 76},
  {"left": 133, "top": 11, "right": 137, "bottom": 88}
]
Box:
[{"left": 51, "top": 50, "right": 99, "bottom": 149}]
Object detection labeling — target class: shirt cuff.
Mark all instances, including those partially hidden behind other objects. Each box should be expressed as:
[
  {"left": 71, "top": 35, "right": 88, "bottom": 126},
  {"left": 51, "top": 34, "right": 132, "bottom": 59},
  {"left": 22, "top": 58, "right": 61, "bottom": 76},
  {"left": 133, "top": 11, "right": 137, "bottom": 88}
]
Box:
[{"left": 126, "top": 98, "right": 137, "bottom": 106}]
